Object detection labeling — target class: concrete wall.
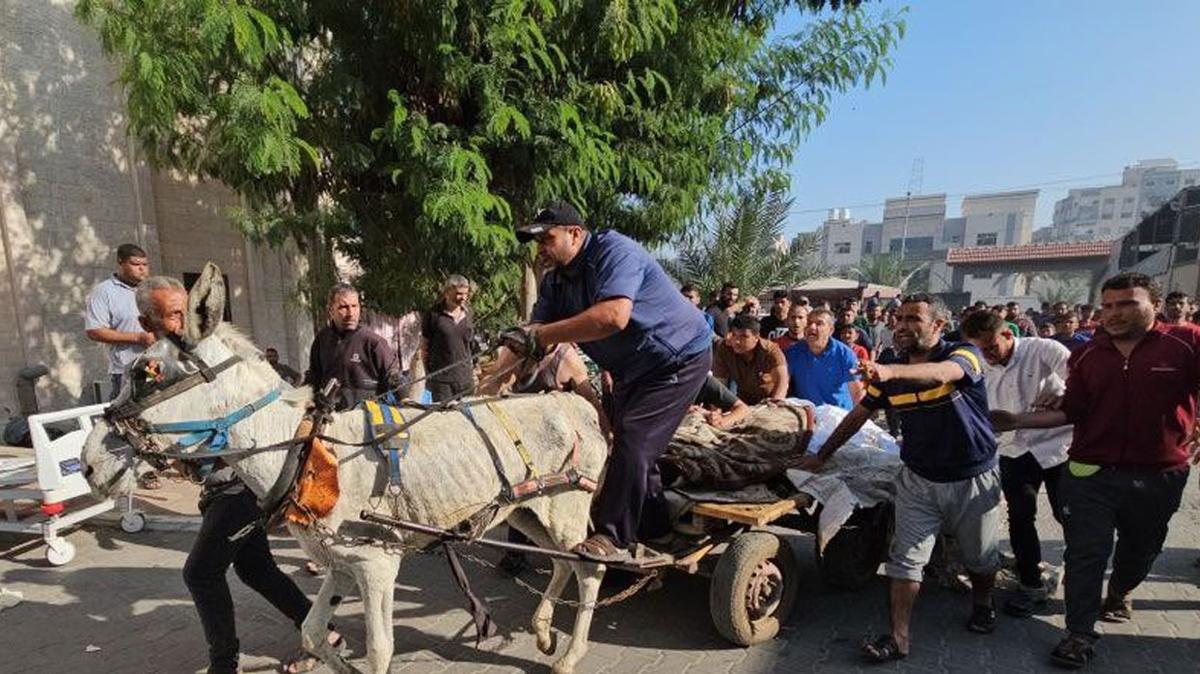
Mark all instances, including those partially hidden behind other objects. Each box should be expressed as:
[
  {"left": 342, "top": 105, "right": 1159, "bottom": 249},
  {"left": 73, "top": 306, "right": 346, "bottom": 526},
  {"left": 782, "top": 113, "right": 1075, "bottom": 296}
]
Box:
[
  {"left": 0, "top": 0, "right": 311, "bottom": 413},
  {"left": 821, "top": 216, "right": 867, "bottom": 268}
]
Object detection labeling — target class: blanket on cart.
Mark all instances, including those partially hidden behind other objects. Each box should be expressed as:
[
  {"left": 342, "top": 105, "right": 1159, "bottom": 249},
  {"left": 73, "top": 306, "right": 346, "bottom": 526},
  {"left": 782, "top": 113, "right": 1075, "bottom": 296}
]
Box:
[
  {"left": 659, "top": 403, "right": 813, "bottom": 490},
  {"left": 664, "top": 402, "right": 903, "bottom": 551}
]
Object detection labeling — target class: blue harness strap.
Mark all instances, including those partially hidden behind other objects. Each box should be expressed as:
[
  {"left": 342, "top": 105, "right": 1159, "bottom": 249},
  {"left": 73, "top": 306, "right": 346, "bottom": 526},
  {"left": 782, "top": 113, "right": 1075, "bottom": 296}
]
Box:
[
  {"left": 145, "top": 388, "right": 282, "bottom": 453},
  {"left": 364, "top": 400, "right": 409, "bottom": 489},
  {"left": 144, "top": 388, "right": 282, "bottom": 479}
]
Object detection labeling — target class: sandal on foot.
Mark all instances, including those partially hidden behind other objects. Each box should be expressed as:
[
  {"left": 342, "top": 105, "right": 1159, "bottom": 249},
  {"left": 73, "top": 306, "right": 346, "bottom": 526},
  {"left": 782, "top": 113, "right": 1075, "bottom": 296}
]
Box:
[
  {"left": 572, "top": 534, "right": 632, "bottom": 564},
  {"left": 1049, "top": 633, "right": 1095, "bottom": 670},
  {"left": 138, "top": 471, "right": 162, "bottom": 490},
  {"left": 966, "top": 601, "right": 997, "bottom": 634},
  {"left": 861, "top": 634, "right": 907, "bottom": 663},
  {"left": 1099, "top": 595, "right": 1132, "bottom": 623}
]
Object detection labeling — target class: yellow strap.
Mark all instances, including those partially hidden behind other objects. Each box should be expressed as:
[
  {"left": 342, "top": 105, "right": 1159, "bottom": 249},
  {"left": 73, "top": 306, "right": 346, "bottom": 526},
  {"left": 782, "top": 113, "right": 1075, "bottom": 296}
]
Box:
[
  {"left": 487, "top": 401, "right": 539, "bottom": 478},
  {"left": 365, "top": 400, "right": 384, "bottom": 426}
]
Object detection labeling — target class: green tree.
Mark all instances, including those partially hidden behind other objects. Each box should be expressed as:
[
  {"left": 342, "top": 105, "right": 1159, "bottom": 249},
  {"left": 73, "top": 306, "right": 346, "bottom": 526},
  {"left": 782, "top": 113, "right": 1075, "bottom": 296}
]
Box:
[
  {"left": 662, "top": 187, "right": 826, "bottom": 297},
  {"left": 847, "top": 253, "right": 927, "bottom": 291},
  {"left": 1034, "top": 275, "right": 1089, "bottom": 306},
  {"left": 76, "top": 0, "right": 904, "bottom": 321}
]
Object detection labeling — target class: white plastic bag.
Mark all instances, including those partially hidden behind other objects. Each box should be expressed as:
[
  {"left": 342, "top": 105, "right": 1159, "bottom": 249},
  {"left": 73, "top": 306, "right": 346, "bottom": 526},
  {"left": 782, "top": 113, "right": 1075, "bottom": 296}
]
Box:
[{"left": 806, "top": 403, "right": 900, "bottom": 455}]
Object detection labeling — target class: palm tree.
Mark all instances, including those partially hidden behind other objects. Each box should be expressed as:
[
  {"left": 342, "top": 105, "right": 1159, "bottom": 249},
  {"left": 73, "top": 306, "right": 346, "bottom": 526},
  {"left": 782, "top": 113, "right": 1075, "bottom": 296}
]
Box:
[
  {"left": 661, "top": 188, "right": 827, "bottom": 297},
  {"left": 847, "top": 254, "right": 928, "bottom": 291},
  {"left": 1034, "top": 276, "right": 1089, "bottom": 306}
]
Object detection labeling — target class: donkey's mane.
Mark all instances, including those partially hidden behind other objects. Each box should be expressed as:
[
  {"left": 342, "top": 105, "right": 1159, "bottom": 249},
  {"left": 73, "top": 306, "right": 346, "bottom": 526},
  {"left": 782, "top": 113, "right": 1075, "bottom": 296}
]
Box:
[{"left": 213, "top": 323, "right": 313, "bottom": 405}]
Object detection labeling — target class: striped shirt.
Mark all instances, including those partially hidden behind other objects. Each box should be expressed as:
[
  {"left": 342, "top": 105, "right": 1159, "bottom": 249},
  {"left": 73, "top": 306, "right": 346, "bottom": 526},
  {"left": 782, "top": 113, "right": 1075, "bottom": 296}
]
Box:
[{"left": 861, "top": 340, "right": 997, "bottom": 482}]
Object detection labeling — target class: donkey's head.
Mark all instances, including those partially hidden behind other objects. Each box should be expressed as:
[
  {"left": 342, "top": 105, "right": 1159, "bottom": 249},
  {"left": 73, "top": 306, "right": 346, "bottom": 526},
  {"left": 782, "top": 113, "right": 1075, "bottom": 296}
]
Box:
[{"left": 82, "top": 263, "right": 285, "bottom": 499}]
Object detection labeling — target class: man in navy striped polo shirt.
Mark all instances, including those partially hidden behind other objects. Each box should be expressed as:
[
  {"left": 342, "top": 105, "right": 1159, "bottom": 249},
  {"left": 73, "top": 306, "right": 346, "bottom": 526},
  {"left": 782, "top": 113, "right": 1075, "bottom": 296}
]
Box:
[{"left": 799, "top": 293, "right": 1000, "bottom": 664}]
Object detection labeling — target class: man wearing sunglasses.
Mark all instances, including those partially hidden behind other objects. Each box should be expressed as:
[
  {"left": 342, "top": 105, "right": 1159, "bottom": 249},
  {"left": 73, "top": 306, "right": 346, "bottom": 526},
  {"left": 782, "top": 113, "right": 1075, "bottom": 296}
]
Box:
[{"left": 502, "top": 201, "right": 712, "bottom": 563}]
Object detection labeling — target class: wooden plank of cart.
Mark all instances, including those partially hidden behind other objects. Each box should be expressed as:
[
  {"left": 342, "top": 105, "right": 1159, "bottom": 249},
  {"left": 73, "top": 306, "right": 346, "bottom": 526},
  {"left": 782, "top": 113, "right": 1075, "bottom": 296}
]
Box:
[{"left": 658, "top": 490, "right": 891, "bottom": 648}]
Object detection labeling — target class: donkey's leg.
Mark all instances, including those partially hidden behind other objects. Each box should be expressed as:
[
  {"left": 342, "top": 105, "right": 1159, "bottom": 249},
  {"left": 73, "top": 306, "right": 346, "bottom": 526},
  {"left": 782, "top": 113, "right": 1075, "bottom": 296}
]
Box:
[
  {"left": 301, "top": 566, "right": 357, "bottom": 674},
  {"left": 353, "top": 551, "right": 402, "bottom": 674},
  {"left": 545, "top": 496, "right": 606, "bottom": 674},
  {"left": 509, "top": 509, "right": 572, "bottom": 655},
  {"left": 552, "top": 560, "right": 604, "bottom": 674}
]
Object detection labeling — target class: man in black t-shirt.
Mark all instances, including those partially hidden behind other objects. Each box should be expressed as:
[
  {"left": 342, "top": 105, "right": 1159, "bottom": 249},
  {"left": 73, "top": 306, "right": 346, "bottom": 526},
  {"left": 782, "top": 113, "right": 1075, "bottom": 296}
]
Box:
[
  {"left": 705, "top": 281, "right": 738, "bottom": 337},
  {"left": 759, "top": 290, "right": 790, "bottom": 339},
  {"left": 421, "top": 275, "right": 476, "bottom": 402}
]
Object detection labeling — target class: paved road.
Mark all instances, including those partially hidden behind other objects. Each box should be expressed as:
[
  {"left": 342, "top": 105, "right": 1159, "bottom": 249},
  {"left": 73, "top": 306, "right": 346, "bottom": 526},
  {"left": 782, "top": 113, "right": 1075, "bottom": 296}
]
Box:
[{"left": 3, "top": 480, "right": 1200, "bottom": 674}]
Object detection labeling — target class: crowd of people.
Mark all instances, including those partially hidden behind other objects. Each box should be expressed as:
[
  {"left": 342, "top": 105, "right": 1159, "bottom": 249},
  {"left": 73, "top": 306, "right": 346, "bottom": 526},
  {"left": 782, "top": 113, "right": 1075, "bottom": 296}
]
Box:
[
  {"left": 687, "top": 276, "right": 1198, "bottom": 670},
  {"left": 72, "top": 213, "right": 1200, "bottom": 672}
]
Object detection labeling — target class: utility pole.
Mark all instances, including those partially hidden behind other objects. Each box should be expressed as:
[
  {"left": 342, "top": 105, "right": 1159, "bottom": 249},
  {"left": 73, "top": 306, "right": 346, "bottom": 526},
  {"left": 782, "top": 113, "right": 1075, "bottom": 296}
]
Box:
[{"left": 900, "top": 190, "right": 911, "bottom": 262}]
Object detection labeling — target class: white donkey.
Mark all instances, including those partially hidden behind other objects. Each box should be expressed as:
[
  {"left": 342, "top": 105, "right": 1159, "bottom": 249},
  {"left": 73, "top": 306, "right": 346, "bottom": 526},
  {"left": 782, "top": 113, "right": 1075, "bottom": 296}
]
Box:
[{"left": 81, "top": 264, "right": 608, "bottom": 674}]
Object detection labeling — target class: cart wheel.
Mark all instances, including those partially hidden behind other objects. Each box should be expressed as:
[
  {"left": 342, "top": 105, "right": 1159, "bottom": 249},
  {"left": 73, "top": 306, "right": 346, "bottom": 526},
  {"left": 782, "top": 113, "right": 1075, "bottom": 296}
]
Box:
[
  {"left": 709, "top": 532, "right": 798, "bottom": 646},
  {"left": 46, "top": 539, "right": 76, "bottom": 566},
  {"left": 120, "top": 511, "right": 147, "bottom": 534},
  {"left": 816, "top": 503, "right": 892, "bottom": 590}
]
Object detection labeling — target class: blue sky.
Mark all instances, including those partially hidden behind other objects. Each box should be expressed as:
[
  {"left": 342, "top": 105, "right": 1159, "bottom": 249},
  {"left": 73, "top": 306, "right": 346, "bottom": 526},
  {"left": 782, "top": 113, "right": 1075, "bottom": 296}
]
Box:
[{"left": 781, "top": 0, "right": 1200, "bottom": 236}]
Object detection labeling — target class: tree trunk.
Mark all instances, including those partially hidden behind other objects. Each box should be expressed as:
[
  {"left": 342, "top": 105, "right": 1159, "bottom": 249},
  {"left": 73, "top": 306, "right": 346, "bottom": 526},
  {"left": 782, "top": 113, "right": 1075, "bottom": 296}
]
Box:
[{"left": 518, "top": 255, "right": 539, "bottom": 322}]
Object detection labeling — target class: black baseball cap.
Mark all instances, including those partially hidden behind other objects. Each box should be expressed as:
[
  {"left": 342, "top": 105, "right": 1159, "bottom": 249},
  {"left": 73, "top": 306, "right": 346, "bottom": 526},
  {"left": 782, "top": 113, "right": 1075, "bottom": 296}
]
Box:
[{"left": 515, "top": 200, "right": 585, "bottom": 243}]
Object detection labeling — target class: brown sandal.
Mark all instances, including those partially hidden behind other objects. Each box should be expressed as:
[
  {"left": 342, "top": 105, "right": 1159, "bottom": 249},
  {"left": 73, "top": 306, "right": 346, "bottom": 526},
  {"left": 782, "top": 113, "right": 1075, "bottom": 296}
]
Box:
[{"left": 572, "top": 534, "right": 632, "bottom": 563}]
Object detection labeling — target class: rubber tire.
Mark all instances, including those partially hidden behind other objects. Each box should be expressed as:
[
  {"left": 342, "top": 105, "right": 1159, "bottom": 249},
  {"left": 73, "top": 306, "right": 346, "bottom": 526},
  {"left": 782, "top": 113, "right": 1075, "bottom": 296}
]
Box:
[
  {"left": 120, "top": 511, "right": 147, "bottom": 534},
  {"left": 45, "top": 539, "right": 76, "bottom": 566},
  {"left": 709, "top": 532, "right": 799, "bottom": 646},
  {"left": 815, "top": 503, "right": 892, "bottom": 590}
]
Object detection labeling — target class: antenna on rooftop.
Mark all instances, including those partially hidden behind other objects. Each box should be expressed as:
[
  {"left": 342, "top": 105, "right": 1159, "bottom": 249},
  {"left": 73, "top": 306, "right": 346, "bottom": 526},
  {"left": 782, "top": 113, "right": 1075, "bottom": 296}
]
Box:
[
  {"left": 900, "top": 157, "right": 925, "bottom": 261},
  {"left": 909, "top": 157, "right": 925, "bottom": 196}
]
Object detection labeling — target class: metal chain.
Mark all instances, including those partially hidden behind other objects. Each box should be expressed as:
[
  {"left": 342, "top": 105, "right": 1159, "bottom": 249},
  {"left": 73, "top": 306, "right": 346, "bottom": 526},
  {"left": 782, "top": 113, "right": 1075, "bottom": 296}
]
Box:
[
  {"left": 457, "top": 549, "right": 664, "bottom": 609},
  {"left": 298, "top": 517, "right": 662, "bottom": 609}
]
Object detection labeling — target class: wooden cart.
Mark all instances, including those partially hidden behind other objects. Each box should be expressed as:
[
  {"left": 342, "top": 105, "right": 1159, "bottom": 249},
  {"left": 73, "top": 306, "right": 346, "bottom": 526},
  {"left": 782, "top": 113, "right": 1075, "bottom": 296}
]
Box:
[{"left": 660, "top": 492, "right": 891, "bottom": 647}]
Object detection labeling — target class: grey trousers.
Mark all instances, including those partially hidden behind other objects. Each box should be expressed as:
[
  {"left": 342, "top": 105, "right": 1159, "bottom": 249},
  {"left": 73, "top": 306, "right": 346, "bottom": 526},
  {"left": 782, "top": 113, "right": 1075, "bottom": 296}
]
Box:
[{"left": 1061, "top": 465, "right": 1188, "bottom": 637}]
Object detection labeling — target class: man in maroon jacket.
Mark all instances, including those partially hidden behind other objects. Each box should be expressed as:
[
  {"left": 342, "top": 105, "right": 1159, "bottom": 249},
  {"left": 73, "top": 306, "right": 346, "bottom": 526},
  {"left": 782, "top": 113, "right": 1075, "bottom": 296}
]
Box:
[{"left": 994, "top": 272, "right": 1200, "bottom": 669}]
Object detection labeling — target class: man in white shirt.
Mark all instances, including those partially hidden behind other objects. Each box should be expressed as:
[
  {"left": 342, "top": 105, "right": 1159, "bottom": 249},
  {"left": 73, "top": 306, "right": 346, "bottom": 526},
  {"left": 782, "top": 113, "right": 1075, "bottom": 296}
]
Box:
[{"left": 961, "top": 311, "right": 1072, "bottom": 617}]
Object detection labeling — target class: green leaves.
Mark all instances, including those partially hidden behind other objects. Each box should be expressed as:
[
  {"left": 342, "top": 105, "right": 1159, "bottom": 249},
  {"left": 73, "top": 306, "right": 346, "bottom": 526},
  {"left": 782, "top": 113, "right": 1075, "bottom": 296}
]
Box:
[
  {"left": 663, "top": 188, "right": 827, "bottom": 298},
  {"left": 77, "top": 0, "right": 904, "bottom": 316}
]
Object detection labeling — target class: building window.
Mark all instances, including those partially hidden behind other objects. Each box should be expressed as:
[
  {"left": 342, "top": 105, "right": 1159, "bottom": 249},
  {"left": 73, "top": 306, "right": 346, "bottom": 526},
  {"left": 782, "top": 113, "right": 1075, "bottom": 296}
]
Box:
[
  {"left": 834, "top": 242, "right": 852, "bottom": 254},
  {"left": 1101, "top": 212, "right": 1113, "bottom": 220},
  {"left": 863, "top": 240, "right": 873, "bottom": 254},
  {"left": 1104, "top": 198, "right": 1115, "bottom": 204},
  {"left": 888, "top": 237, "right": 934, "bottom": 253},
  {"left": 975, "top": 232, "right": 997, "bottom": 246},
  {"left": 1124, "top": 197, "right": 1135, "bottom": 203},
  {"left": 1121, "top": 212, "right": 1133, "bottom": 219}
]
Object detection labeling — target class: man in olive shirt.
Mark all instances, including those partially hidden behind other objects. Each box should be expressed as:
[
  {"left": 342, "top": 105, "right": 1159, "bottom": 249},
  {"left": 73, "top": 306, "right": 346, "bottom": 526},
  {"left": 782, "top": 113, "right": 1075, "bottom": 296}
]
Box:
[{"left": 712, "top": 314, "right": 789, "bottom": 405}]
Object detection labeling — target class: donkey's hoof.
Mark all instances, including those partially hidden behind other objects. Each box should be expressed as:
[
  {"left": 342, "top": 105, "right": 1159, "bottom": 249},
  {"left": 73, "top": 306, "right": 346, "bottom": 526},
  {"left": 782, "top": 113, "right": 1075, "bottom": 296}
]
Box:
[
  {"left": 550, "top": 657, "right": 576, "bottom": 674},
  {"left": 537, "top": 630, "right": 558, "bottom": 656}
]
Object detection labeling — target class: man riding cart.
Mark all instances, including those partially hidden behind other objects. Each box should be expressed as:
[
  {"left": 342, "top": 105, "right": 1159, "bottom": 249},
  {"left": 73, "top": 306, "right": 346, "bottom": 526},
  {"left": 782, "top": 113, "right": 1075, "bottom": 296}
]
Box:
[{"left": 502, "top": 200, "right": 713, "bottom": 564}]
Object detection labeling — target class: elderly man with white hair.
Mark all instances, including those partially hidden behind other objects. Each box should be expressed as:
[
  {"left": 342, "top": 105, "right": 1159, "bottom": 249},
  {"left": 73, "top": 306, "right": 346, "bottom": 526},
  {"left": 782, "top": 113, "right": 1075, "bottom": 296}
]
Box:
[{"left": 421, "top": 274, "right": 476, "bottom": 402}]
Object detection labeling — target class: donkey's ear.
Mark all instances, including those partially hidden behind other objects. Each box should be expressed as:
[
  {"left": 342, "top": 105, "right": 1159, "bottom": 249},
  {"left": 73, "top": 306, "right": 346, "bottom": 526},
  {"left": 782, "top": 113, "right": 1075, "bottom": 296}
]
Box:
[{"left": 186, "top": 262, "right": 227, "bottom": 344}]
